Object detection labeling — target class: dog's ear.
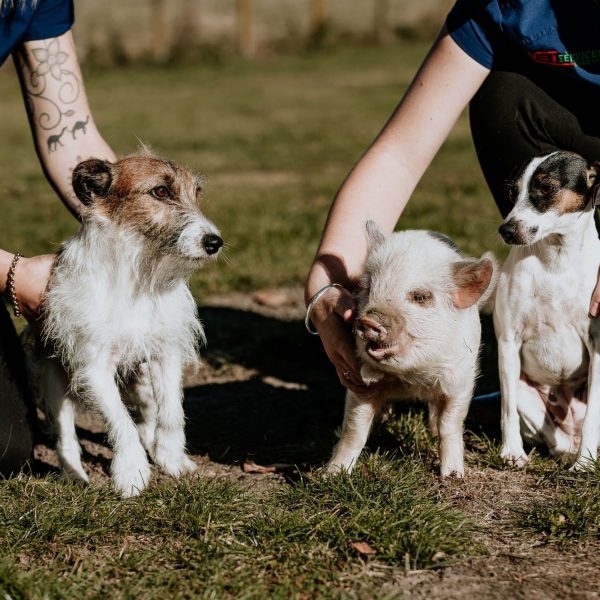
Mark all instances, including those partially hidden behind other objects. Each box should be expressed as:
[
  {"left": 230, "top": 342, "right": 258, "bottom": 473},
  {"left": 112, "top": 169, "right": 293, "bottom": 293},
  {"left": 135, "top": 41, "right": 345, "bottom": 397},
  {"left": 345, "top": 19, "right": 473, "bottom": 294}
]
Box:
[
  {"left": 586, "top": 161, "right": 600, "bottom": 207},
  {"left": 365, "top": 220, "right": 386, "bottom": 250},
  {"left": 451, "top": 256, "right": 495, "bottom": 309},
  {"left": 72, "top": 159, "right": 113, "bottom": 205}
]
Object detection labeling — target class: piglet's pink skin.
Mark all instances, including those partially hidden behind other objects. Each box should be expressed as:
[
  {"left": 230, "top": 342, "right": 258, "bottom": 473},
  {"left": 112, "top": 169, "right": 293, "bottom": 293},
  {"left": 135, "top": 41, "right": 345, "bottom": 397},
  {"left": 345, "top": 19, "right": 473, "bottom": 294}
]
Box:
[{"left": 327, "top": 222, "right": 496, "bottom": 478}]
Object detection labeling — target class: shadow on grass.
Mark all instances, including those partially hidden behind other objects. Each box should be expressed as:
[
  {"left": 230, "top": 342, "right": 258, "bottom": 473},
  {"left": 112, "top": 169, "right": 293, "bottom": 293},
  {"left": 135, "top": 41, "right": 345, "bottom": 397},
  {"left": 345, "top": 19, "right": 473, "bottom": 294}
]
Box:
[
  {"left": 181, "top": 306, "right": 502, "bottom": 467},
  {"left": 31, "top": 304, "right": 502, "bottom": 473}
]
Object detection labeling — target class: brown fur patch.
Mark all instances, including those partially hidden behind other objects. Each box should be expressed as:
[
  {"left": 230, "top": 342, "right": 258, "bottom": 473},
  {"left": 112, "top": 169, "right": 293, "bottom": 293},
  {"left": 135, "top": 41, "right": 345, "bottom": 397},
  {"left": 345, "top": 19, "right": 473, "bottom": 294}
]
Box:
[
  {"left": 555, "top": 189, "right": 587, "bottom": 214},
  {"left": 92, "top": 157, "right": 204, "bottom": 245}
]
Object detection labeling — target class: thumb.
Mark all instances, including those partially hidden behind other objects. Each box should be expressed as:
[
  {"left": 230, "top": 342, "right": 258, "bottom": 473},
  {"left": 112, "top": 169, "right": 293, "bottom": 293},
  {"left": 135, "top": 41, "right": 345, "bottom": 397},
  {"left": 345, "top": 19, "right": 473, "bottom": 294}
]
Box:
[
  {"left": 590, "top": 267, "right": 600, "bottom": 318},
  {"left": 332, "top": 288, "right": 356, "bottom": 323}
]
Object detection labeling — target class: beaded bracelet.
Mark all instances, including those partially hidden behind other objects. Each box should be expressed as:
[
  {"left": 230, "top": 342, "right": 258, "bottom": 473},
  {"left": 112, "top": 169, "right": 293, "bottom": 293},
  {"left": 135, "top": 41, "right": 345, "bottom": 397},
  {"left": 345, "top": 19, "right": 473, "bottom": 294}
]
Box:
[{"left": 6, "top": 252, "right": 23, "bottom": 317}]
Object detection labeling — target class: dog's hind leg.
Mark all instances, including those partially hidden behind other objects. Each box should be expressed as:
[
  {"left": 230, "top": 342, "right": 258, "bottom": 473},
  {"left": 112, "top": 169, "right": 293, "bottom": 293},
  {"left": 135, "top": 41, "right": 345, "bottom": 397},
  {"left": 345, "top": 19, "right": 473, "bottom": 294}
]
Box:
[
  {"left": 127, "top": 362, "right": 158, "bottom": 456},
  {"left": 147, "top": 352, "right": 197, "bottom": 477},
  {"left": 573, "top": 341, "right": 600, "bottom": 470},
  {"left": 42, "top": 359, "right": 89, "bottom": 482}
]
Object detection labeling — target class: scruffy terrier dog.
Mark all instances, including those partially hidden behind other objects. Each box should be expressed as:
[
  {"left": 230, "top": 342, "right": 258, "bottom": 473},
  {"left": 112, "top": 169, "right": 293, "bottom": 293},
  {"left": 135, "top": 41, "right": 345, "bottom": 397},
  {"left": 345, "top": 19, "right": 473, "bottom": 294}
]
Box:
[
  {"left": 28, "top": 152, "right": 222, "bottom": 497},
  {"left": 328, "top": 222, "right": 496, "bottom": 478}
]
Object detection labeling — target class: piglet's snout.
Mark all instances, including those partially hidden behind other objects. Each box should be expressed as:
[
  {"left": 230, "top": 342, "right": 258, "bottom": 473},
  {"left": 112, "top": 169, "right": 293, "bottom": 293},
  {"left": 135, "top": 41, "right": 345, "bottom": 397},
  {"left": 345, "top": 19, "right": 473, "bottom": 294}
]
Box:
[
  {"left": 355, "top": 316, "right": 388, "bottom": 343},
  {"left": 355, "top": 312, "right": 404, "bottom": 361}
]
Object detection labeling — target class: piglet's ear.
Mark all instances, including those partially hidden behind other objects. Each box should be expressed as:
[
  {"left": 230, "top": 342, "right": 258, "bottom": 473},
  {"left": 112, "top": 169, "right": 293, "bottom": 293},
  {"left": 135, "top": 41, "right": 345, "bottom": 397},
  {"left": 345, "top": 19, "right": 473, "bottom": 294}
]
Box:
[
  {"left": 451, "top": 257, "right": 495, "bottom": 309},
  {"left": 365, "top": 220, "right": 386, "bottom": 249},
  {"left": 72, "top": 159, "right": 113, "bottom": 205}
]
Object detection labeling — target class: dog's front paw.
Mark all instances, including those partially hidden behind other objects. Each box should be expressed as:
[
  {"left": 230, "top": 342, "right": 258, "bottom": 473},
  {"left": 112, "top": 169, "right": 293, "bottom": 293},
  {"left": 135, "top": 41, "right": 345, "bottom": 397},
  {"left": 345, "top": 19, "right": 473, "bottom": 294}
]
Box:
[
  {"left": 155, "top": 450, "right": 198, "bottom": 478},
  {"left": 111, "top": 449, "right": 151, "bottom": 497},
  {"left": 61, "top": 463, "right": 90, "bottom": 484},
  {"left": 569, "top": 453, "right": 597, "bottom": 473},
  {"left": 500, "top": 445, "right": 529, "bottom": 468}
]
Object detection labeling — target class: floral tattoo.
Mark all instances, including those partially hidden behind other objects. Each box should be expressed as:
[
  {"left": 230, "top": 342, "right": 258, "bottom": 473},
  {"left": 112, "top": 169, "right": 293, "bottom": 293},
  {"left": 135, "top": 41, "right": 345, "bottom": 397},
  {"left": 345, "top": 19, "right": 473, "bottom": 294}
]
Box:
[{"left": 16, "top": 37, "right": 89, "bottom": 152}]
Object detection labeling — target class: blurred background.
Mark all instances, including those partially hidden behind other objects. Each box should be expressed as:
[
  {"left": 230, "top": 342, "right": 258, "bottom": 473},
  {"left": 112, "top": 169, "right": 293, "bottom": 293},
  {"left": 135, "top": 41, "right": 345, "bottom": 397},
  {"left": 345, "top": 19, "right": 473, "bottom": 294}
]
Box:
[
  {"left": 73, "top": 0, "right": 451, "bottom": 65},
  {"left": 0, "top": 0, "right": 501, "bottom": 299}
]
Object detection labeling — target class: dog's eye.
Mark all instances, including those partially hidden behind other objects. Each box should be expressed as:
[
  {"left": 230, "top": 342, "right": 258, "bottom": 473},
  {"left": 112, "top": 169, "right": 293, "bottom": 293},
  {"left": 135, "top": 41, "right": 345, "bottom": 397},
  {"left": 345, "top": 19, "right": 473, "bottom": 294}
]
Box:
[
  {"left": 151, "top": 186, "right": 171, "bottom": 200},
  {"left": 540, "top": 183, "right": 557, "bottom": 196},
  {"left": 409, "top": 290, "right": 433, "bottom": 305}
]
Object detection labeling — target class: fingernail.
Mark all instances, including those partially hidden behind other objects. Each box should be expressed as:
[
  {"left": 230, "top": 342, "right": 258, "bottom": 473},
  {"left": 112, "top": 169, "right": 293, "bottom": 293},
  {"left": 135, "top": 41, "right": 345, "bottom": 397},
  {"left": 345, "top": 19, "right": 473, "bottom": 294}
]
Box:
[{"left": 590, "top": 302, "right": 599, "bottom": 317}]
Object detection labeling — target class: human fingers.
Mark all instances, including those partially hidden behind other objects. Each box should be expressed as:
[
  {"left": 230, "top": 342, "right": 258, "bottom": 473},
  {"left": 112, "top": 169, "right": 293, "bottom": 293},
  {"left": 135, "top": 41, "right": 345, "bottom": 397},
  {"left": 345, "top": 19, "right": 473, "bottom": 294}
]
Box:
[
  {"left": 590, "top": 266, "right": 600, "bottom": 317},
  {"left": 330, "top": 286, "right": 356, "bottom": 323},
  {"left": 15, "top": 254, "right": 55, "bottom": 331}
]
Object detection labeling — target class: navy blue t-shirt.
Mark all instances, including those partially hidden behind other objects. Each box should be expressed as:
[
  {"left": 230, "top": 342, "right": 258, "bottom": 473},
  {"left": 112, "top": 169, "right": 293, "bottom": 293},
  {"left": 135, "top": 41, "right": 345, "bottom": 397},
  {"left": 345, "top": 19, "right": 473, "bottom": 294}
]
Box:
[
  {"left": 0, "top": 0, "right": 73, "bottom": 66},
  {"left": 447, "top": 0, "right": 600, "bottom": 89}
]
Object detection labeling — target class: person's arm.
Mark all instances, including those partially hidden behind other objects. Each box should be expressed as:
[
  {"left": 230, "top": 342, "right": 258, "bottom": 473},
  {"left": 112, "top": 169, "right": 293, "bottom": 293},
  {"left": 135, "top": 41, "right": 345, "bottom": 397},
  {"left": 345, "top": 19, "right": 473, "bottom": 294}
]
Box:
[
  {"left": 2, "top": 31, "right": 118, "bottom": 327},
  {"left": 13, "top": 30, "right": 116, "bottom": 217},
  {"left": 305, "top": 29, "right": 490, "bottom": 391},
  {"left": 0, "top": 250, "right": 53, "bottom": 331}
]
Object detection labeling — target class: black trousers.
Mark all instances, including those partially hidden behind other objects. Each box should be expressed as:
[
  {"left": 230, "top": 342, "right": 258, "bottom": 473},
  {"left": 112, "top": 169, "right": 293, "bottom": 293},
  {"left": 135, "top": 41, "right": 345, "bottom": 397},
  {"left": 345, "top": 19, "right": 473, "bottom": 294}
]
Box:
[
  {"left": 470, "top": 71, "right": 600, "bottom": 217},
  {"left": 0, "top": 300, "right": 34, "bottom": 476}
]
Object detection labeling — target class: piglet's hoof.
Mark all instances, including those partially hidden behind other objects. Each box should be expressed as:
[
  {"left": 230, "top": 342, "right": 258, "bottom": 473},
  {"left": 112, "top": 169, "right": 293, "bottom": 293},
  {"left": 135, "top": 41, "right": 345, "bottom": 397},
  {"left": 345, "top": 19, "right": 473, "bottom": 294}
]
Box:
[
  {"left": 440, "top": 468, "right": 464, "bottom": 479},
  {"left": 500, "top": 447, "right": 530, "bottom": 469},
  {"left": 325, "top": 461, "right": 353, "bottom": 476}
]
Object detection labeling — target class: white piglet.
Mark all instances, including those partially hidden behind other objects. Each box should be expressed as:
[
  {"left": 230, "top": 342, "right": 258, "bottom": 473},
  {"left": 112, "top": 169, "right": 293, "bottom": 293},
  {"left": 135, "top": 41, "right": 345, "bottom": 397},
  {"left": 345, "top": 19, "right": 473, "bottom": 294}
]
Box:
[{"left": 328, "top": 222, "right": 496, "bottom": 477}]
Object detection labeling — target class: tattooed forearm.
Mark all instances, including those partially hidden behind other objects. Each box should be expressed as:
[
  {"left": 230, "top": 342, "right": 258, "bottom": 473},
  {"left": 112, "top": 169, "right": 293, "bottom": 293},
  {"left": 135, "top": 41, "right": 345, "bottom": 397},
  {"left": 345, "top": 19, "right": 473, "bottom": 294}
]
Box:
[{"left": 15, "top": 37, "right": 89, "bottom": 152}]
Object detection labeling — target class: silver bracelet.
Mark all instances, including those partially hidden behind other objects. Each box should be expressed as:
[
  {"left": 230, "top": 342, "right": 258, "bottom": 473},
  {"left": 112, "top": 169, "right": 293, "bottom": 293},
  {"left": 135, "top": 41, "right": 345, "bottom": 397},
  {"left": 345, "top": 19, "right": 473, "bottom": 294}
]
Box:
[{"left": 304, "top": 283, "right": 344, "bottom": 335}]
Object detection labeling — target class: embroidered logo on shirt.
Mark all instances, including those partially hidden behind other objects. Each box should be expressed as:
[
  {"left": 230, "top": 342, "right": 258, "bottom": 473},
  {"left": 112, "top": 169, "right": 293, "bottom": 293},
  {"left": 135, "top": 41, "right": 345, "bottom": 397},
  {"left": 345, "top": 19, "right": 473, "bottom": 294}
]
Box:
[{"left": 529, "top": 49, "right": 600, "bottom": 67}]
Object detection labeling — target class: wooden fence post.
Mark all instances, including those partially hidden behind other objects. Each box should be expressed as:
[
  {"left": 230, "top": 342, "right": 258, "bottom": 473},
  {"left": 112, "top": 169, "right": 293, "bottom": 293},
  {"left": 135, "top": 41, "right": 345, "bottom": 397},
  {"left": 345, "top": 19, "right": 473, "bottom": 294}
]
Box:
[
  {"left": 236, "top": 0, "right": 255, "bottom": 58},
  {"left": 374, "top": 0, "right": 392, "bottom": 43},
  {"left": 179, "top": 0, "right": 202, "bottom": 50},
  {"left": 151, "top": 0, "right": 170, "bottom": 63},
  {"left": 310, "top": 0, "right": 327, "bottom": 37}
]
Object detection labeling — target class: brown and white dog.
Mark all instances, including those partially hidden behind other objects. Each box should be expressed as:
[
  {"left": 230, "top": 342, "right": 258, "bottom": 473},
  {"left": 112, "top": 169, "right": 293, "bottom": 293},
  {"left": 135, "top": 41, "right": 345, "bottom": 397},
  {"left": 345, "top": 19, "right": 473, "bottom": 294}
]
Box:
[
  {"left": 327, "top": 223, "right": 496, "bottom": 477},
  {"left": 28, "top": 151, "right": 222, "bottom": 496},
  {"left": 495, "top": 151, "right": 600, "bottom": 469}
]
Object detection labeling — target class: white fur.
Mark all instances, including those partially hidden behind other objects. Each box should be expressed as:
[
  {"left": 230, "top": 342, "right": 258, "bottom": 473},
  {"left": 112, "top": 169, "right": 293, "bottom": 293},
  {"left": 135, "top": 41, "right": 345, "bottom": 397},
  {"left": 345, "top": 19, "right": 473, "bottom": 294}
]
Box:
[
  {"left": 328, "top": 225, "right": 495, "bottom": 477},
  {"left": 495, "top": 152, "right": 600, "bottom": 469},
  {"left": 30, "top": 171, "right": 220, "bottom": 497}
]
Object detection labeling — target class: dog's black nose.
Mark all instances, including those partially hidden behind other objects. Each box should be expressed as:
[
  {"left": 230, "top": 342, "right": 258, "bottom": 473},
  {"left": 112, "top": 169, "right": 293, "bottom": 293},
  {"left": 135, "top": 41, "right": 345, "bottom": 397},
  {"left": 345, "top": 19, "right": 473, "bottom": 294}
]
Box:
[
  {"left": 498, "top": 220, "right": 518, "bottom": 243},
  {"left": 202, "top": 234, "right": 223, "bottom": 255}
]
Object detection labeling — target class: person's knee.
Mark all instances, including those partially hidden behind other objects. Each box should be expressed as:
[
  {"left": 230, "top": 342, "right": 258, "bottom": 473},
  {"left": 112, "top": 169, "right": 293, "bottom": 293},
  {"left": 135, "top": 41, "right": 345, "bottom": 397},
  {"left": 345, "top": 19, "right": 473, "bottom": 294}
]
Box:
[{"left": 0, "top": 420, "right": 33, "bottom": 477}]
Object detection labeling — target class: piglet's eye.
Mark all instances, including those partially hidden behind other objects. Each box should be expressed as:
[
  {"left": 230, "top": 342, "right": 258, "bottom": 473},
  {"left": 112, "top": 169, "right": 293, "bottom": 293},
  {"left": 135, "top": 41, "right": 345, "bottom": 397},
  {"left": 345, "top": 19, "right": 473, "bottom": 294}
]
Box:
[
  {"left": 151, "top": 185, "right": 170, "bottom": 200},
  {"left": 409, "top": 290, "right": 433, "bottom": 305}
]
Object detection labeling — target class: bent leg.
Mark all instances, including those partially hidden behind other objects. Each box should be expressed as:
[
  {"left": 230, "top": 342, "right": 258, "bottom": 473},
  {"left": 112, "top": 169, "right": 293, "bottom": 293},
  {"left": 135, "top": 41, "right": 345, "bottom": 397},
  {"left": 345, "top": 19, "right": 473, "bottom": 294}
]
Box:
[{"left": 470, "top": 71, "right": 600, "bottom": 217}]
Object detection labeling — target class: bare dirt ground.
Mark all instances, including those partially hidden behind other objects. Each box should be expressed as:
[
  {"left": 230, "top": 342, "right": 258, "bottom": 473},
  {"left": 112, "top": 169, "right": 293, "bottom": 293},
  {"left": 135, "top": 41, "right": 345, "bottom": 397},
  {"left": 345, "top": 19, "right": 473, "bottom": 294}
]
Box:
[{"left": 33, "top": 290, "right": 600, "bottom": 599}]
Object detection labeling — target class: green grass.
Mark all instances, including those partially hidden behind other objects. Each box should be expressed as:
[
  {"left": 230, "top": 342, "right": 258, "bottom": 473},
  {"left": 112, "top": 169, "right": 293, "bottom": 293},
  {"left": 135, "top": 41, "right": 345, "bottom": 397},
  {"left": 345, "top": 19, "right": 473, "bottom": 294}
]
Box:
[
  {"left": 0, "top": 452, "right": 477, "bottom": 598},
  {"left": 0, "top": 40, "right": 503, "bottom": 299},
  {"left": 0, "top": 39, "right": 576, "bottom": 597},
  {"left": 518, "top": 462, "right": 600, "bottom": 544}
]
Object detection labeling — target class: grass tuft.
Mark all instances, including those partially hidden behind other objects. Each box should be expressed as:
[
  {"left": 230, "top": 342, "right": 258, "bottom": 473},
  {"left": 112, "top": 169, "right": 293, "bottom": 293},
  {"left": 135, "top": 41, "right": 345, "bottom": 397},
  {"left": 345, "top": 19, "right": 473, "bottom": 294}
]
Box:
[
  {"left": 0, "top": 453, "right": 478, "bottom": 597},
  {"left": 518, "top": 462, "right": 600, "bottom": 543}
]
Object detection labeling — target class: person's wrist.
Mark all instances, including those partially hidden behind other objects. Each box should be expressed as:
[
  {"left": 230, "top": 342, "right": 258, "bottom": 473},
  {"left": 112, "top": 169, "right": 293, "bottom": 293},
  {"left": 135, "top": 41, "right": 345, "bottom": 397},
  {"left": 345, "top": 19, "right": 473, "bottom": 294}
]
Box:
[
  {"left": 3, "top": 252, "right": 24, "bottom": 317},
  {"left": 305, "top": 283, "right": 344, "bottom": 334}
]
